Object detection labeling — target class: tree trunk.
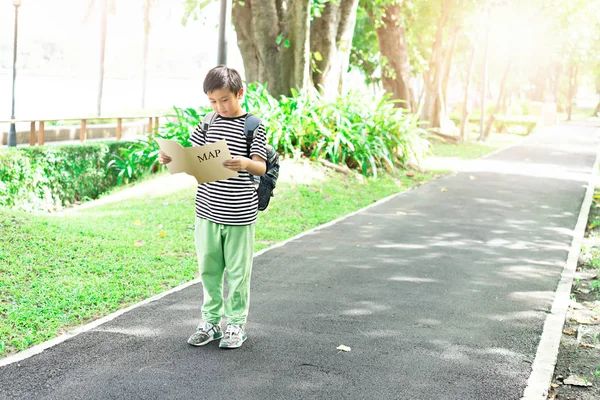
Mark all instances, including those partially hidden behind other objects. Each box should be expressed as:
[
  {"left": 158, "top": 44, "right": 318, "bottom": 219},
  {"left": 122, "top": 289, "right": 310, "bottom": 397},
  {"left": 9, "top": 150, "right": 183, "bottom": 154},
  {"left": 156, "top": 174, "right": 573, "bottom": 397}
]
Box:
[
  {"left": 531, "top": 66, "right": 546, "bottom": 102},
  {"left": 141, "top": 0, "right": 151, "bottom": 109},
  {"left": 594, "top": 98, "right": 600, "bottom": 117},
  {"left": 96, "top": 0, "right": 108, "bottom": 116},
  {"left": 420, "top": 0, "right": 453, "bottom": 128},
  {"left": 567, "top": 64, "right": 579, "bottom": 121},
  {"left": 310, "top": 0, "right": 359, "bottom": 98},
  {"left": 483, "top": 61, "right": 512, "bottom": 139},
  {"left": 232, "top": 0, "right": 311, "bottom": 98},
  {"left": 553, "top": 62, "right": 562, "bottom": 111},
  {"left": 459, "top": 43, "right": 476, "bottom": 142},
  {"left": 441, "top": 27, "right": 459, "bottom": 108},
  {"left": 369, "top": 2, "right": 413, "bottom": 111}
]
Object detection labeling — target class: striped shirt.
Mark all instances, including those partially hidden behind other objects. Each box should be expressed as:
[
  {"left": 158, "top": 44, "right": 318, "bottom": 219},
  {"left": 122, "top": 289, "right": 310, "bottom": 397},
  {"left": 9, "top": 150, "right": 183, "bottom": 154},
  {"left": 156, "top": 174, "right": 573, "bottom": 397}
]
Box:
[{"left": 190, "top": 113, "right": 267, "bottom": 225}]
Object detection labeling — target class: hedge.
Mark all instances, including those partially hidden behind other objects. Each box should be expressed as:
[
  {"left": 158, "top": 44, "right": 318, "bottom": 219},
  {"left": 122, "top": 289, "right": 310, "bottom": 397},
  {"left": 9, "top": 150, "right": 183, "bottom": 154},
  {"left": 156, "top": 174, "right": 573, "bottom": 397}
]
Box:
[
  {"left": 0, "top": 142, "right": 138, "bottom": 212},
  {"left": 449, "top": 114, "right": 539, "bottom": 135}
]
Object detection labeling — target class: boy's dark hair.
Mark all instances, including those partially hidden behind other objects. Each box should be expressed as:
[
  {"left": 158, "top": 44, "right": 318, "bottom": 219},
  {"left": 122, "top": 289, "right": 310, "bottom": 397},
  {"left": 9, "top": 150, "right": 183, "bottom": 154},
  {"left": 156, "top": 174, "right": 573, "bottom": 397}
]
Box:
[{"left": 203, "top": 65, "right": 244, "bottom": 95}]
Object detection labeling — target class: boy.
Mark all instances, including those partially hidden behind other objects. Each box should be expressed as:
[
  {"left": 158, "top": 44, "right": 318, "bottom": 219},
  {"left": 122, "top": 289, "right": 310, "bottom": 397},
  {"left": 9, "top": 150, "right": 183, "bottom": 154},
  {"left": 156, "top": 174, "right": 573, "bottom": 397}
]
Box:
[{"left": 158, "top": 65, "right": 267, "bottom": 349}]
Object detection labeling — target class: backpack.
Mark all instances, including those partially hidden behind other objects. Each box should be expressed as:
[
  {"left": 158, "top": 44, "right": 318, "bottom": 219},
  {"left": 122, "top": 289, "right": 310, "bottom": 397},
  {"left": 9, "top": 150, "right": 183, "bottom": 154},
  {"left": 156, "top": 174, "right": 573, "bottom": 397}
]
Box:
[{"left": 201, "top": 111, "right": 280, "bottom": 211}]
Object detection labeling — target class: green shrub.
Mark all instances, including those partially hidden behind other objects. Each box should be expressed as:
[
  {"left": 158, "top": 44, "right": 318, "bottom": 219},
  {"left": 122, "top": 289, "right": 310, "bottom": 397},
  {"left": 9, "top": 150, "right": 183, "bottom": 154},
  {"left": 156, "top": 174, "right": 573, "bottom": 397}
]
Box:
[
  {"left": 107, "top": 138, "right": 160, "bottom": 185},
  {"left": 0, "top": 142, "right": 140, "bottom": 212},
  {"left": 167, "top": 83, "right": 429, "bottom": 177},
  {"left": 1, "top": 85, "right": 430, "bottom": 212},
  {"left": 160, "top": 106, "right": 211, "bottom": 147},
  {"left": 493, "top": 116, "right": 539, "bottom": 135},
  {"left": 449, "top": 114, "right": 539, "bottom": 135}
]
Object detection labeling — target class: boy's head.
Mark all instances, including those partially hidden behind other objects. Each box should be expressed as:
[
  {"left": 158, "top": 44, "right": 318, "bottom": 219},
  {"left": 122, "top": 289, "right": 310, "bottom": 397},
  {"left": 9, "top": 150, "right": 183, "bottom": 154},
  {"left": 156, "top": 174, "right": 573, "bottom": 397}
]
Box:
[{"left": 203, "top": 65, "right": 244, "bottom": 118}]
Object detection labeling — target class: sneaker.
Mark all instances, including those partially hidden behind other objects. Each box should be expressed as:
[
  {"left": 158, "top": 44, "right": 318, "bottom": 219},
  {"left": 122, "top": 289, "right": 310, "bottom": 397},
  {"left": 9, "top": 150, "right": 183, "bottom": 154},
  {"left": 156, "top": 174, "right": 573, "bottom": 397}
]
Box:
[
  {"left": 187, "top": 321, "right": 223, "bottom": 346},
  {"left": 219, "top": 324, "right": 247, "bottom": 349}
]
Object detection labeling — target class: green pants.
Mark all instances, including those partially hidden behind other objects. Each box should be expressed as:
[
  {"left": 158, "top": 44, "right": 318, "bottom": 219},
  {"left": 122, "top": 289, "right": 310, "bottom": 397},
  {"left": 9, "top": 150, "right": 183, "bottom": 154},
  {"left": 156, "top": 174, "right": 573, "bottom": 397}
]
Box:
[{"left": 194, "top": 217, "right": 255, "bottom": 326}]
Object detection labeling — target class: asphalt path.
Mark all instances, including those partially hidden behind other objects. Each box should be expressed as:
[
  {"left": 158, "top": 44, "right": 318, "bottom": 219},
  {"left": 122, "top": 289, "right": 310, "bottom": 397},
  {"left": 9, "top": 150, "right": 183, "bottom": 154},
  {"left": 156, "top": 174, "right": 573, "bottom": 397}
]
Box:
[{"left": 1, "top": 122, "right": 599, "bottom": 400}]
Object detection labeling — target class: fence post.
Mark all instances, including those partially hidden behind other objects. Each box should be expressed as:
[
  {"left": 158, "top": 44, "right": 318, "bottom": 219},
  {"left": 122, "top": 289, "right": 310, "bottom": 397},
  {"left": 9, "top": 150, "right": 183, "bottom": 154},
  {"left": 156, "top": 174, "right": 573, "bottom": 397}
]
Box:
[
  {"left": 38, "top": 121, "right": 45, "bottom": 145},
  {"left": 80, "top": 119, "right": 87, "bottom": 142},
  {"left": 29, "top": 121, "right": 36, "bottom": 146},
  {"left": 117, "top": 118, "right": 122, "bottom": 140}
]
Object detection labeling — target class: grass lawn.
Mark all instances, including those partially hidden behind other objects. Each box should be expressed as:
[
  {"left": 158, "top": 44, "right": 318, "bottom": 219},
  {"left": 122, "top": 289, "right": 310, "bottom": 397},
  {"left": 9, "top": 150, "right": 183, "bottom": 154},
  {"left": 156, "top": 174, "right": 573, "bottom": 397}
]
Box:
[
  {"left": 429, "top": 131, "right": 523, "bottom": 160},
  {"left": 0, "top": 134, "right": 515, "bottom": 358}
]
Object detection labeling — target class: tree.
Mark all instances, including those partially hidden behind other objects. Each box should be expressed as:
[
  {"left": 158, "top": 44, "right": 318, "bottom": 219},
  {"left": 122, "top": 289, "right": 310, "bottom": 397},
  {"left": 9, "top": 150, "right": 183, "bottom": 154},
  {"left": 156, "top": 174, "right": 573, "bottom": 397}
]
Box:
[
  {"left": 524, "top": 0, "right": 600, "bottom": 116},
  {"left": 231, "top": 1, "right": 311, "bottom": 97},
  {"left": 357, "top": 0, "right": 414, "bottom": 111},
  {"left": 184, "top": 0, "right": 362, "bottom": 98},
  {"left": 141, "top": 0, "right": 153, "bottom": 109},
  {"left": 310, "top": 0, "right": 360, "bottom": 98},
  {"left": 419, "top": 0, "right": 454, "bottom": 129},
  {"left": 483, "top": 60, "right": 511, "bottom": 138},
  {"left": 85, "top": 0, "right": 116, "bottom": 116},
  {"left": 459, "top": 38, "right": 476, "bottom": 141},
  {"left": 349, "top": 6, "right": 381, "bottom": 89}
]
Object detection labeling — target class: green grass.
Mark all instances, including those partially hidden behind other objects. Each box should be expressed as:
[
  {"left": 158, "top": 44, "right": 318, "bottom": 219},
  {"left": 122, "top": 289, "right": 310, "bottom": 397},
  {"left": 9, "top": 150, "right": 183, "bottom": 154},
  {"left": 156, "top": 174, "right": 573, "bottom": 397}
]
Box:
[
  {"left": 0, "top": 127, "right": 521, "bottom": 359},
  {"left": 558, "top": 106, "right": 600, "bottom": 122},
  {"left": 0, "top": 168, "right": 436, "bottom": 358},
  {"left": 427, "top": 132, "right": 523, "bottom": 161},
  {"left": 430, "top": 141, "right": 500, "bottom": 160}
]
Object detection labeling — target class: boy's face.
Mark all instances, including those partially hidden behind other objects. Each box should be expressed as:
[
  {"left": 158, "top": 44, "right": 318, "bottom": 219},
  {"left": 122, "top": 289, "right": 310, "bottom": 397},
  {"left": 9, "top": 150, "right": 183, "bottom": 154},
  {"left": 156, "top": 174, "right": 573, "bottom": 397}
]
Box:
[{"left": 207, "top": 88, "right": 244, "bottom": 118}]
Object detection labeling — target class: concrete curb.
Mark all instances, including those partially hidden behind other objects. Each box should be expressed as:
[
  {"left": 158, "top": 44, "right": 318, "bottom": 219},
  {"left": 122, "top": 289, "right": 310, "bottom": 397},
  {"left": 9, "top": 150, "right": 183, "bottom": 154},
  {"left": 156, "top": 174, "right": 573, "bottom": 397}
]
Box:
[
  {"left": 521, "top": 128, "right": 600, "bottom": 399},
  {"left": 0, "top": 183, "right": 408, "bottom": 368},
  {"left": 0, "top": 278, "right": 201, "bottom": 368}
]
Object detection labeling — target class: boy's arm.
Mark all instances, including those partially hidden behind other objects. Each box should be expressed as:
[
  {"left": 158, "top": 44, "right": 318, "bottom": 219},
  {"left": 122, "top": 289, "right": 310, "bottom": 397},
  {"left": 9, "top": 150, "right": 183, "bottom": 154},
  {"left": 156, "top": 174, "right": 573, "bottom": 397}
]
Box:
[
  {"left": 222, "top": 123, "right": 268, "bottom": 175},
  {"left": 245, "top": 156, "right": 267, "bottom": 176},
  {"left": 222, "top": 155, "right": 266, "bottom": 175}
]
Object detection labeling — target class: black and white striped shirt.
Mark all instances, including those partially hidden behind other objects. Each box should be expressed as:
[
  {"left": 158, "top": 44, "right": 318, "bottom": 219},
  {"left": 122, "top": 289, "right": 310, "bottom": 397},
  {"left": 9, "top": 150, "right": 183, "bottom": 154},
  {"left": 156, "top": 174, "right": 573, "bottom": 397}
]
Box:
[{"left": 190, "top": 113, "right": 267, "bottom": 225}]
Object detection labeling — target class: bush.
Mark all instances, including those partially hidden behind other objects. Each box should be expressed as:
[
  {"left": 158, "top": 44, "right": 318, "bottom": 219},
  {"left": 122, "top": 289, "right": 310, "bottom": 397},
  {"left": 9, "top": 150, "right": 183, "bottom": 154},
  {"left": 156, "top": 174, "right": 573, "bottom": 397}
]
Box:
[
  {"left": 0, "top": 142, "right": 140, "bottom": 212},
  {"left": 449, "top": 114, "right": 539, "bottom": 135},
  {"left": 1, "top": 85, "right": 430, "bottom": 212},
  {"left": 106, "top": 138, "right": 160, "bottom": 185},
  {"left": 164, "top": 83, "right": 430, "bottom": 177},
  {"left": 493, "top": 116, "right": 539, "bottom": 135}
]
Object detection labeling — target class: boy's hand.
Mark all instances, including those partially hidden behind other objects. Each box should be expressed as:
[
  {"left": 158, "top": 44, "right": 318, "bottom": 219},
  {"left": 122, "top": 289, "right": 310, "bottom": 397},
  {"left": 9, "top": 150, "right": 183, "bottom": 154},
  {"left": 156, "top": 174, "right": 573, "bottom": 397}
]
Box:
[
  {"left": 158, "top": 151, "right": 172, "bottom": 165},
  {"left": 222, "top": 156, "right": 249, "bottom": 172}
]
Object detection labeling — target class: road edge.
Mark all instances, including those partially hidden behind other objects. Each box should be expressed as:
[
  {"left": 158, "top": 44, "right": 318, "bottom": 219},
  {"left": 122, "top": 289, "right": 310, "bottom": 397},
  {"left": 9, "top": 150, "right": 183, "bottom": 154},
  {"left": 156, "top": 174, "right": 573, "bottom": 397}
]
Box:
[
  {"left": 0, "top": 183, "right": 409, "bottom": 368},
  {"left": 521, "top": 126, "right": 600, "bottom": 399}
]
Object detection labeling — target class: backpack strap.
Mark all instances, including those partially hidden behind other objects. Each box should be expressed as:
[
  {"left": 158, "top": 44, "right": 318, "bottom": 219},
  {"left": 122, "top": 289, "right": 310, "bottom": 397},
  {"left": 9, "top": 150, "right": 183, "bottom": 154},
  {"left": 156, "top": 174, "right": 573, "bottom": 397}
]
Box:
[
  {"left": 201, "top": 111, "right": 218, "bottom": 138},
  {"left": 244, "top": 113, "right": 261, "bottom": 157}
]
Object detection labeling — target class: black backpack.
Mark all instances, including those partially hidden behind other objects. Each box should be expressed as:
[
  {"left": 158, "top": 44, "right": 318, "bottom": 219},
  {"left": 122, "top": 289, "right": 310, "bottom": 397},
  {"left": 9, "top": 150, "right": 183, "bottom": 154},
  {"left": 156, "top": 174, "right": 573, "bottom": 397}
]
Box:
[{"left": 201, "top": 112, "right": 280, "bottom": 211}]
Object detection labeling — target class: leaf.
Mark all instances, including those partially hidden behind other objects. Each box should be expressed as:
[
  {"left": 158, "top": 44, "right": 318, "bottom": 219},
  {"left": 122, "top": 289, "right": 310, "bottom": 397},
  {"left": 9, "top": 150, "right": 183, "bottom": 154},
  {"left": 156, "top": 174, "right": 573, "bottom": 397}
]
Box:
[
  {"left": 563, "top": 326, "right": 577, "bottom": 335},
  {"left": 283, "top": 39, "right": 291, "bottom": 49},
  {"left": 313, "top": 51, "right": 323, "bottom": 61},
  {"left": 134, "top": 240, "right": 146, "bottom": 247},
  {"left": 133, "top": 220, "right": 142, "bottom": 226},
  {"left": 276, "top": 34, "right": 284, "bottom": 45},
  {"left": 158, "top": 231, "right": 167, "bottom": 238},
  {"left": 337, "top": 345, "right": 351, "bottom": 352}
]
